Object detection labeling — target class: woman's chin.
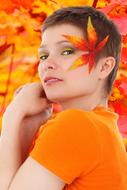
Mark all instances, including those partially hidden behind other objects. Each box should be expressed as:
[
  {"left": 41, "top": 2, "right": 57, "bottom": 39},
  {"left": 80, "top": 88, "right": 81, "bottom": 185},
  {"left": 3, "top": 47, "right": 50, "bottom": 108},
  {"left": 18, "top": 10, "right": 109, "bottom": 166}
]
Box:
[{"left": 46, "top": 94, "right": 67, "bottom": 103}]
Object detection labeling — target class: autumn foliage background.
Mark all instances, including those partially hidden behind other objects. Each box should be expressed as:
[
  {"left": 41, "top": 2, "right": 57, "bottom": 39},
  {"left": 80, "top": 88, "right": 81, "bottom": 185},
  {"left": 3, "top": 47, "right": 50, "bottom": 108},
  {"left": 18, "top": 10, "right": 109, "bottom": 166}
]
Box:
[{"left": 0, "top": 0, "right": 127, "bottom": 140}]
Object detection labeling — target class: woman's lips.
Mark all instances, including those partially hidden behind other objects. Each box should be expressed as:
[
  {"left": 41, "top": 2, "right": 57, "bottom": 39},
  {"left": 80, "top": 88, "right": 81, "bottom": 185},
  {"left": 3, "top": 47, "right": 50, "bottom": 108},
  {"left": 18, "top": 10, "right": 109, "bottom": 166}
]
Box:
[{"left": 44, "top": 77, "right": 63, "bottom": 85}]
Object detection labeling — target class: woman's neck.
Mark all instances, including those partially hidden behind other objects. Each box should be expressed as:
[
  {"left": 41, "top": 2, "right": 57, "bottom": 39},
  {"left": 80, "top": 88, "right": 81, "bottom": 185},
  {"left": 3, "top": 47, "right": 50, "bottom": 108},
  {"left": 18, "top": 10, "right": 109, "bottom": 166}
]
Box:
[{"left": 60, "top": 94, "right": 108, "bottom": 111}]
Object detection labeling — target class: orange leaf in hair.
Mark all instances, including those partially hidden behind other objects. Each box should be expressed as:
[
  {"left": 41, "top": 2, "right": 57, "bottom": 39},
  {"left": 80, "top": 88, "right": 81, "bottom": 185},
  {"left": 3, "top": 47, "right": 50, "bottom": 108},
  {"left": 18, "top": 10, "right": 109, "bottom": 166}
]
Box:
[
  {"left": 96, "top": 36, "right": 109, "bottom": 52},
  {"left": 62, "top": 34, "right": 88, "bottom": 51},
  {"left": 62, "top": 16, "right": 109, "bottom": 73},
  {"left": 87, "top": 16, "right": 98, "bottom": 49}
]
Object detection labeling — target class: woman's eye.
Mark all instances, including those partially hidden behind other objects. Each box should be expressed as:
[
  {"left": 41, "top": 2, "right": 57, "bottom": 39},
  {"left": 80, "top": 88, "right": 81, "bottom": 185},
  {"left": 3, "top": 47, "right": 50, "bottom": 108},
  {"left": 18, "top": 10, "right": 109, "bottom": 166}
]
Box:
[
  {"left": 40, "top": 54, "right": 48, "bottom": 61},
  {"left": 61, "top": 48, "right": 75, "bottom": 55}
]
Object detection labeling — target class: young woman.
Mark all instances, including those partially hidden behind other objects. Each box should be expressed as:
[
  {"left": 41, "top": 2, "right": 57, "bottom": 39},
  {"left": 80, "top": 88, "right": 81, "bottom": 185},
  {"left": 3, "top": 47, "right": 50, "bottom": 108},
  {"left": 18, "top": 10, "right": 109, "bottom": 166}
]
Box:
[{"left": 0, "top": 6, "right": 127, "bottom": 190}]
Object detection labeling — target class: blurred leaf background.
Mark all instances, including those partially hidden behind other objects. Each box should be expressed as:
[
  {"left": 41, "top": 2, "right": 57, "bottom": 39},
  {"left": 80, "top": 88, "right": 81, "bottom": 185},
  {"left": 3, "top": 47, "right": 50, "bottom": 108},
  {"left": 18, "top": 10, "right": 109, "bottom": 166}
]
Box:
[{"left": 0, "top": 0, "right": 127, "bottom": 138}]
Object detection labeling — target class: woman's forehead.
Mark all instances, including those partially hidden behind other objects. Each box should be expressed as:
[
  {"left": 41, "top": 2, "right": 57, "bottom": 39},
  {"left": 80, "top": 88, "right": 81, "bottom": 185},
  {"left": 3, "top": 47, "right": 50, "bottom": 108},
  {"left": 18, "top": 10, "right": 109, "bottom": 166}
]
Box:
[{"left": 41, "top": 24, "right": 84, "bottom": 44}]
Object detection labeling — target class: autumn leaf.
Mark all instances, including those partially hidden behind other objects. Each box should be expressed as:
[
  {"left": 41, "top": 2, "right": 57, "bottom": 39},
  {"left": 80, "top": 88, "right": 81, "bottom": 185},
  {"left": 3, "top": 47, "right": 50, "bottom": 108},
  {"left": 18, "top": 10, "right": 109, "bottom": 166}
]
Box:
[
  {"left": 63, "top": 16, "right": 109, "bottom": 73},
  {"left": 118, "top": 115, "right": 127, "bottom": 138},
  {"left": 0, "top": 0, "right": 35, "bottom": 13},
  {"left": 62, "top": 34, "right": 89, "bottom": 51},
  {"left": 101, "top": 1, "right": 127, "bottom": 35},
  {"left": 0, "top": 0, "right": 14, "bottom": 13},
  {"left": 68, "top": 54, "right": 89, "bottom": 71},
  {"left": 121, "top": 35, "right": 127, "bottom": 64},
  {"left": 13, "top": 0, "right": 34, "bottom": 10},
  {"left": 87, "top": 16, "right": 98, "bottom": 49},
  {"left": 118, "top": 74, "right": 127, "bottom": 96}
]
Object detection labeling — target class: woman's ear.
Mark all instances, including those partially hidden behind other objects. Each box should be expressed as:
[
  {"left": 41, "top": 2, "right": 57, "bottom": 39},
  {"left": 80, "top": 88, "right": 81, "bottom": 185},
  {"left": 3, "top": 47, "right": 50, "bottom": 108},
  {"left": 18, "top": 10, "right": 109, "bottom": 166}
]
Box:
[{"left": 98, "top": 57, "right": 116, "bottom": 79}]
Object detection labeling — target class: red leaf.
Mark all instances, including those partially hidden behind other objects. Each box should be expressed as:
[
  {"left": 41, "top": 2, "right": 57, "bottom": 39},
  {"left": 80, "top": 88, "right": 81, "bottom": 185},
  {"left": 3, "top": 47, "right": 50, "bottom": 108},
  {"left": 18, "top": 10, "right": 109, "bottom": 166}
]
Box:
[
  {"left": 62, "top": 34, "right": 89, "bottom": 51},
  {"left": 87, "top": 53, "right": 95, "bottom": 73},
  {"left": 0, "top": 0, "right": 14, "bottom": 13},
  {"left": 13, "top": 0, "right": 34, "bottom": 9},
  {"left": 68, "top": 54, "right": 89, "bottom": 71},
  {"left": 0, "top": 0, "right": 34, "bottom": 13},
  {"left": 0, "top": 43, "right": 12, "bottom": 55},
  {"left": 101, "top": 2, "right": 127, "bottom": 35},
  {"left": 121, "top": 47, "right": 127, "bottom": 63},
  {"left": 96, "top": 36, "right": 109, "bottom": 52},
  {"left": 111, "top": 16, "right": 127, "bottom": 35},
  {"left": 113, "top": 101, "right": 127, "bottom": 115},
  {"left": 118, "top": 115, "right": 127, "bottom": 138},
  {"left": 87, "top": 16, "right": 98, "bottom": 49},
  {"left": 118, "top": 74, "right": 127, "bottom": 95},
  {"left": 122, "top": 35, "right": 127, "bottom": 44},
  {"left": 62, "top": 17, "right": 109, "bottom": 73},
  {"left": 101, "top": 2, "right": 120, "bottom": 15}
]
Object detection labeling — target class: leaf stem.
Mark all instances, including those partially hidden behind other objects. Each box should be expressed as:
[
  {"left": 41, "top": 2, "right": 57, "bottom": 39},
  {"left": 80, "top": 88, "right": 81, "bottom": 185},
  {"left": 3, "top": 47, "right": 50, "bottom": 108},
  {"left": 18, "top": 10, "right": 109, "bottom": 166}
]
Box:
[{"left": 92, "top": 0, "right": 98, "bottom": 8}]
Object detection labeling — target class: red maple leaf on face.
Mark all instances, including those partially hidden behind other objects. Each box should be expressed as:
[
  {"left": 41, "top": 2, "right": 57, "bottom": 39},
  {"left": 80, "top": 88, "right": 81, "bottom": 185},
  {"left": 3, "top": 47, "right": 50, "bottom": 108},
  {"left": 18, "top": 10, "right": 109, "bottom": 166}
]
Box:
[{"left": 62, "top": 16, "right": 109, "bottom": 73}]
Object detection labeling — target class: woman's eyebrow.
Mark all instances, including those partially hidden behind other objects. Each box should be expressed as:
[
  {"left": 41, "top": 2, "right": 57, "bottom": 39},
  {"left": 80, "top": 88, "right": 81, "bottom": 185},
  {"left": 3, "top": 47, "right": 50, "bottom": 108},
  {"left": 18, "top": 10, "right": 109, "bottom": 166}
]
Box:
[{"left": 39, "top": 40, "right": 73, "bottom": 50}]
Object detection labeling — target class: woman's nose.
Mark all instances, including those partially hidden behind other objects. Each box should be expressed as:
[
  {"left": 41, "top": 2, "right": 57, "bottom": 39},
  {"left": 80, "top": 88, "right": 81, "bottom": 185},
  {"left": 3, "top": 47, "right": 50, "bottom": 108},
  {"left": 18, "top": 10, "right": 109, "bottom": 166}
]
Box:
[{"left": 42, "top": 58, "right": 58, "bottom": 72}]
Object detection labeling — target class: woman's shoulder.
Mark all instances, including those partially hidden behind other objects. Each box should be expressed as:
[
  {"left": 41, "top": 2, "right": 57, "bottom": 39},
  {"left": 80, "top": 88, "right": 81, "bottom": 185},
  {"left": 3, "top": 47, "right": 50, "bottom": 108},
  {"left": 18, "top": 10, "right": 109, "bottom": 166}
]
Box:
[
  {"left": 54, "top": 108, "right": 90, "bottom": 120},
  {"left": 49, "top": 108, "right": 96, "bottom": 130}
]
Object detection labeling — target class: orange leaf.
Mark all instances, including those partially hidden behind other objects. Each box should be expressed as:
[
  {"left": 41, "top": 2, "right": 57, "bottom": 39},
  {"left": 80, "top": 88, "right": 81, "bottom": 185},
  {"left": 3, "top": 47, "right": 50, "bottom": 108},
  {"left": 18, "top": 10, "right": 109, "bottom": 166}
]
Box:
[
  {"left": 0, "top": 0, "right": 34, "bottom": 13},
  {"left": 87, "top": 53, "right": 95, "bottom": 73},
  {"left": 62, "top": 34, "right": 89, "bottom": 51},
  {"left": 13, "top": 0, "right": 34, "bottom": 9},
  {"left": 113, "top": 101, "right": 127, "bottom": 115},
  {"left": 0, "top": 0, "right": 14, "bottom": 13},
  {"left": 62, "top": 16, "right": 109, "bottom": 73},
  {"left": 101, "top": 2, "right": 127, "bottom": 35},
  {"left": 118, "top": 115, "right": 127, "bottom": 138},
  {"left": 0, "top": 43, "right": 12, "bottom": 55},
  {"left": 68, "top": 54, "right": 89, "bottom": 71},
  {"left": 121, "top": 47, "right": 127, "bottom": 63},
  {"left": 96, "top": 35, "right": 109, "bottom": 52},
  {"left": 118, "top": 74, "right": 127, "bottom": 96},
  {"left": 87, "top": 16, "right": 98, "bottom": 49}
]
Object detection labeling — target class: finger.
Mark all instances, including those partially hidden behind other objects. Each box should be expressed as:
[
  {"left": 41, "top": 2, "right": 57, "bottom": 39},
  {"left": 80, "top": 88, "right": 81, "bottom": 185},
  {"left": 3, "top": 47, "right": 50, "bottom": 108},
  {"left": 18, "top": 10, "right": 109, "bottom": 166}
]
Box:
[
  {"left": 14, "top": 83, "right": 30, "bottom": 96},
  {"left": 13, "top": 86, "right": 24, "bottom": 97}
]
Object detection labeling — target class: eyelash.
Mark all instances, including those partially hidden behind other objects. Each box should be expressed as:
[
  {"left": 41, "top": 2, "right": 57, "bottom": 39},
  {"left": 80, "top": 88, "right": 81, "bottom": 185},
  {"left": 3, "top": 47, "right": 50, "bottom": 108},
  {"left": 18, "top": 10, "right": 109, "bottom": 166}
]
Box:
[
  {"left": 40, "top": 48, "right": 75, "bottom": 61},
  {"left": 61, "top": 48, "right": 75, "bottom": 55},
  {"left": 40, "top": 54, "right": 48, "bottom": 61}
]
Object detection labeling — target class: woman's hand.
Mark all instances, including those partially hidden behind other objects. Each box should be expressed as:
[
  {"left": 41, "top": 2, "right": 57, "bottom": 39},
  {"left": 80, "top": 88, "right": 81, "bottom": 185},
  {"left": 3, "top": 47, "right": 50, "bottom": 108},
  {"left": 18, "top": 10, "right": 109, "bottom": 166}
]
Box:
[
  {"left": 2, "top": 82, "right": 53, "bottom": 160},
  {"left": 11, "top": 82, "right": 51, "bottom": 117}
]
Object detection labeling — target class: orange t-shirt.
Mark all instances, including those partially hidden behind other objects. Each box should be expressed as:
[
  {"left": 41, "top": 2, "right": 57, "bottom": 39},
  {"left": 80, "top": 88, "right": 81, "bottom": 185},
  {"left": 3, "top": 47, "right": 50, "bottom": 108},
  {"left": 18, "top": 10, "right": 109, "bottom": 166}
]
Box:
[{"left": 29, "top": 106, "right": 127, "bottom": 190}]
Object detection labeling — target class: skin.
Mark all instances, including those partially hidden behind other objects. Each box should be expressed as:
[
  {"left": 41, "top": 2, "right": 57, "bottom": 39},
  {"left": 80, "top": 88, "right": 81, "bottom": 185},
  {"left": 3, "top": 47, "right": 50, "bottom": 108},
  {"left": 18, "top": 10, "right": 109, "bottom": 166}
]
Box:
[
  {"left": 38, "top": 23, "right": 115, "bottom": 111},
  {"left": 0, "top": 23, "right": 117, "bottom": 189}
]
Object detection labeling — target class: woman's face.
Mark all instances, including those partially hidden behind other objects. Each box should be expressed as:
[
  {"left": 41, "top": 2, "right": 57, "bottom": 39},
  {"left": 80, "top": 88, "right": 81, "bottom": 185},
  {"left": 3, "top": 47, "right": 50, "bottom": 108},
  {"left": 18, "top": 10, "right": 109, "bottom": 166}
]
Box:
[{"left": 38, "top": 24, "right": 100, "bottom": 103}]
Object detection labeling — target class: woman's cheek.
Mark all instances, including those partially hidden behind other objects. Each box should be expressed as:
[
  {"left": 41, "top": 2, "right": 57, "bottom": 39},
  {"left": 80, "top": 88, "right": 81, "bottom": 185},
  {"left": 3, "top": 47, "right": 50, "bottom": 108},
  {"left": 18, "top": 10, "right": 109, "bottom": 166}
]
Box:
[
  {"left": 61, "top": 55, "right": 85, "bottom": 71},
  {"left": 38, "top": 63, "right": 45, "bottom": 82}
]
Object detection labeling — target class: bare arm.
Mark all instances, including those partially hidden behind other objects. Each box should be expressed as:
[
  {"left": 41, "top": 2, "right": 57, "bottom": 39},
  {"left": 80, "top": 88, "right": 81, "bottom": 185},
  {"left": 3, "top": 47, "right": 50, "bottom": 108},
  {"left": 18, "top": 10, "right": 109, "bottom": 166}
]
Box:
[
  {"left": 8, "top": 157, "right": 65, "bottom": 190},
  {"left": 0, "top": 108, "right": 25, "bottom": 190},
  {"left": 0, "top": 82, "right": 52, "bottom": 190}
]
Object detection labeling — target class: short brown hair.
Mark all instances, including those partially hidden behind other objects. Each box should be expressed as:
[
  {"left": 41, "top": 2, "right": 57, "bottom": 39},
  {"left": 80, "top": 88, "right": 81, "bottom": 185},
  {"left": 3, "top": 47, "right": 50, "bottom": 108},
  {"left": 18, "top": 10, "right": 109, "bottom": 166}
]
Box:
[{"left": 42, "top": 6, "right": 122, "bottom": 96}]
